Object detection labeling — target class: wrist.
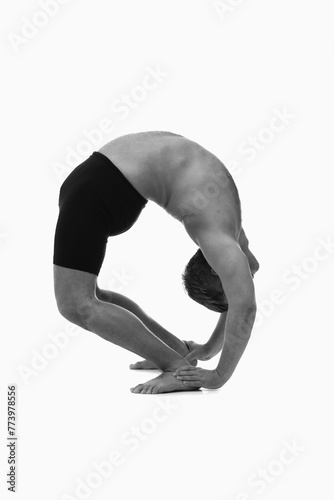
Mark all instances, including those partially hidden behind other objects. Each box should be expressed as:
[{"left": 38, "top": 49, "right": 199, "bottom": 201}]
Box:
[
  {"left": 211, "top": 368, "right": 225, "bottom": 389},
  {"left": 215, "top": 367, "right": 228, "bottom": 387}
]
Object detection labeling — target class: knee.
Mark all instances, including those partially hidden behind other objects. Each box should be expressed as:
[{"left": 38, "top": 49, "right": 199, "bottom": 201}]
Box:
[{"left": 56, "top": 295, "right": 94, "bottom": 330}]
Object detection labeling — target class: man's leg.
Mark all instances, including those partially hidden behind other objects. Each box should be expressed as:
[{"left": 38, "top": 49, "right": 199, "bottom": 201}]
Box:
[
  {"left": 95, "top": 286, "right": 194, "bottom": 368},
  {"left": 54, "top": 265, "right": 198, "bottom": 393}
]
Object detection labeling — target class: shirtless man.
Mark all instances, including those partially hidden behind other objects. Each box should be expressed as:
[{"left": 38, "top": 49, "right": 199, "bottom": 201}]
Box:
[{"left": 53, "top": 131, "right": 260, "bottom": 394}]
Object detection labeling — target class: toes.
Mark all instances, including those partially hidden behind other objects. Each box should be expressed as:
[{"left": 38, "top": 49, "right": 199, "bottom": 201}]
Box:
[
  {"left": 131, "top": 384, "right": 153, "bottom": 394},
  {"left": 131, "top": 384, "right": 157, "bottom": 394},
  {"left": 130, "top": 384, "right": 144, "bottom": 393},
  {"left": 129, "top": 362, "right": 140, "bottom": 369}
]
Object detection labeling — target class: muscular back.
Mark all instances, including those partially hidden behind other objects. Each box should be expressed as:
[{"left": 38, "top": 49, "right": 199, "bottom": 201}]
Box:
[{"left": 98, "top": 131, "right": 241, "bottom": 236}]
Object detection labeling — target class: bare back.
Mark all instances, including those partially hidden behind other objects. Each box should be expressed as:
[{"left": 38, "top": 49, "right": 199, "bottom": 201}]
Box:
[{"left": 98, "top": 131, "right": 241, "bottom": 237}]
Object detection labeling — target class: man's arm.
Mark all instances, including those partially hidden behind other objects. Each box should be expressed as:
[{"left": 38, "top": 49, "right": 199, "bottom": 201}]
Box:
[
  {"left": 174, "top": 227, "right": 257, "bottom": 388},
  {"left": 186, "top": 228, "right": 255, "bottom": 362},
  {"left": 203, "top": 232, "right": 256, "bottom": 384}
]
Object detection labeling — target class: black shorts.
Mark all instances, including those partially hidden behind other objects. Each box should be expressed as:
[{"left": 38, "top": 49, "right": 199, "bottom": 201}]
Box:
[{"left": 53, "top": 151, "right": 148, "bottom": 276}]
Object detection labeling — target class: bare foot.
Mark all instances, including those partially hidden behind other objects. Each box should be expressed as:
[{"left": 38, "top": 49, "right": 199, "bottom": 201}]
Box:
[
  {"left": 129, "top": 359, "right": 159, "bottom": 370},
  {"left": 130, "top": 371, "right": 201, "bottom": 394}
]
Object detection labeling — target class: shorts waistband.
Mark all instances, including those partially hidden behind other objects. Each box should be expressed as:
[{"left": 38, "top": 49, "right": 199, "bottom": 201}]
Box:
[{"left": 92, "top": 151, "right": 148, "bottom": 205}]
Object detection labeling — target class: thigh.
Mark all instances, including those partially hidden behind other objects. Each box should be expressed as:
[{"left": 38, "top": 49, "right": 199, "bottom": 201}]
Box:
[{"left": 53, "top": 188, "right": 109, "bottom": 276}]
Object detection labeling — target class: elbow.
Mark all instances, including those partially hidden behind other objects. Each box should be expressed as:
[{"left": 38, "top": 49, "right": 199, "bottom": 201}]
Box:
[
  {"left": 229, "top": 297, "right": 257, "bottom": 312},
  {"left": 245, "top": 300, "right": 257, "bottom": 312}
]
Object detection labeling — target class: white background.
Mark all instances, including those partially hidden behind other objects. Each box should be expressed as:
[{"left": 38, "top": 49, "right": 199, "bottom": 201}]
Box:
[{"left": 1, "top": 0, "right": 333, "bottom": 498}]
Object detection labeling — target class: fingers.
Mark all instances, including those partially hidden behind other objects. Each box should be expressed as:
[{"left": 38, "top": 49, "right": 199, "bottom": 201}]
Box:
[
  {"left": 175, "top": 371, "right": 198, "bottom": 378},
  {"left": 173, "top": 366, "right": 203, "bottom": 384},
  {"left": 174, "top": 365, "right": 197, "bottom": 375},
  {"left": 176, "top": 375, "right": 199, "bottom": 382},
  {"left": 175, "top": 374, "right": 199, "bottom": 380},
  {"left": 182, "top": 381, "right": 202, "bottom": 387}
]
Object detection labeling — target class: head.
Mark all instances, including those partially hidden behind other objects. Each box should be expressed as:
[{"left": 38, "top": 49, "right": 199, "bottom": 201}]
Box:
[{"left": 182, "top": 249, "right": 228, "bottom": 312}]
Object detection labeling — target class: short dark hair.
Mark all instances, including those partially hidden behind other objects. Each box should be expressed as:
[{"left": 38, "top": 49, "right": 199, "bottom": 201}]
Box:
[{"left": 182, "top": 249, "right": 228, "bottom": 312}]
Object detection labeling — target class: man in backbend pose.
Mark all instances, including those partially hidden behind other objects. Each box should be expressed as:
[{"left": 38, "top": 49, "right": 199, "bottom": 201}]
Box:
[{"left": 53, "top": 131, "right": 260, "bottom": 394}]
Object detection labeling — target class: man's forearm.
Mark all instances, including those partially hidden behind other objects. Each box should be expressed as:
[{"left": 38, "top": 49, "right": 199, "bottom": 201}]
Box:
[
  {"left": 205, "top": 312, "right": 227, "bottom": 357},
  {"left": 216, "top": 304, "right": 256, "bottom": 384}
]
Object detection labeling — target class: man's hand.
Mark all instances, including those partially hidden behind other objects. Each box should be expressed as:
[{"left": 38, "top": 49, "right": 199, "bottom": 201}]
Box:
[
  {"left": 183, "top": 340, "right": 213, "bottom": 362},
  {"left": 172, "top": 366, "right": 222, "bottom": 389}
]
